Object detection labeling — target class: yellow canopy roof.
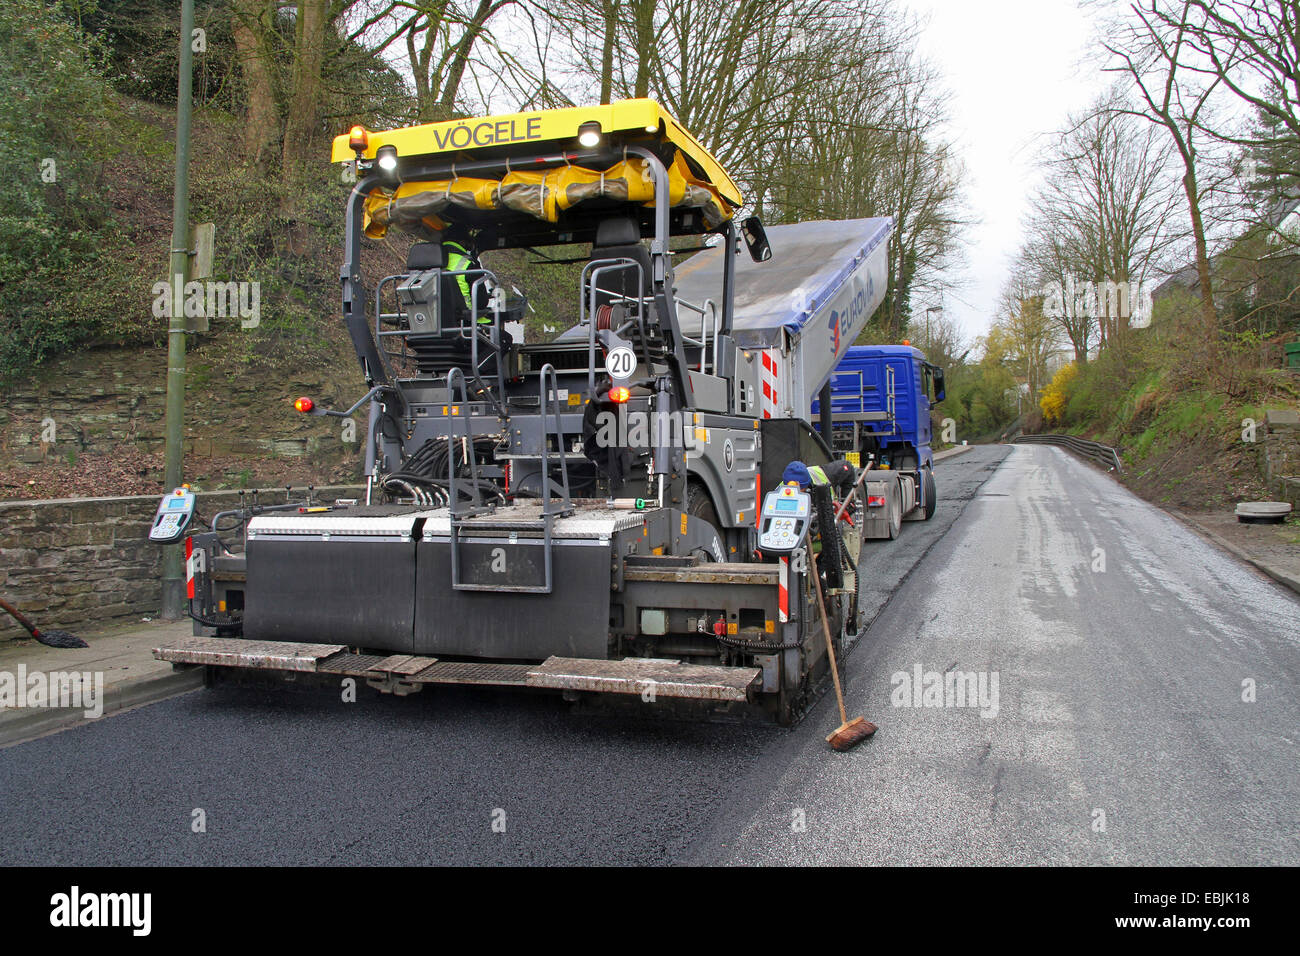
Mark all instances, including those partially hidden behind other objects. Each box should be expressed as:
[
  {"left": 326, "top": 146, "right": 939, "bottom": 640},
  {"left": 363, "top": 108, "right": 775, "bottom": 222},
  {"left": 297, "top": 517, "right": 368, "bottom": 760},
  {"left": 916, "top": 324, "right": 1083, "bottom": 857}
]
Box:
[
  {"left": 331, "top": 98, "right": 743, "bottom": 214},
  {"left": 360, "top": 152, "right": 733, "bottom": 238}
]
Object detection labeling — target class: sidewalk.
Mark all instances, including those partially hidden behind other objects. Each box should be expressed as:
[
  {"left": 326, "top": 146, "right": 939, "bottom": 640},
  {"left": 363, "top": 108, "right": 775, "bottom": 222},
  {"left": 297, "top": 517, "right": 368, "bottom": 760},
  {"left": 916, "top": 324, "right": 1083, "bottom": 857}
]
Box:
[
  {"left": 933, "top": 444, "right": 975, "bottom": 462},
  {"left": 0, "top": 617, "right": 201, "bottom": 748},
  {"left": 1168, "top": 508, "right": 1300, "bottom": 598}
]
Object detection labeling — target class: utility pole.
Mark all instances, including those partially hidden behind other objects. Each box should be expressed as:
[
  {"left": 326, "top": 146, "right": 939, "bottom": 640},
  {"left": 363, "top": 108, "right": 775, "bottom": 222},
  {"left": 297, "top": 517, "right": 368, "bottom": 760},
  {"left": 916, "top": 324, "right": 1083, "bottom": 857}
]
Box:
[{"left": 162, "top": 0, "right": 195, "bottom": 620}]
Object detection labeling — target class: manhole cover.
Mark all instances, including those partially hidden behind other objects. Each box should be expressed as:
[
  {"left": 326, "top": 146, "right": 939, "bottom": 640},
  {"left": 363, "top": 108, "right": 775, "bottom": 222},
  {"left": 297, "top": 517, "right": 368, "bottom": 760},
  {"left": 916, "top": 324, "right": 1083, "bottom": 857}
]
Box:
[{"left": 1235, "top": 501, "right": 1292, "bottom": 524}]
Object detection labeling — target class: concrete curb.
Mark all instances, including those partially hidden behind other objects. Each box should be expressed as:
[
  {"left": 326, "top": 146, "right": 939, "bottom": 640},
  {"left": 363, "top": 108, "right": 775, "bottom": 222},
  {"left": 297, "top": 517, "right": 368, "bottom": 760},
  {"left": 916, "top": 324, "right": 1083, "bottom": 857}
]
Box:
[
  {"left": 0, "top": 665, "right": 204, "bottom": 749},
  {"left": 1167, "top": 508, "right": 1300, "bottom": 599},
  {"left": 934, "top": 444, "right": 976, "bottom": 462}
]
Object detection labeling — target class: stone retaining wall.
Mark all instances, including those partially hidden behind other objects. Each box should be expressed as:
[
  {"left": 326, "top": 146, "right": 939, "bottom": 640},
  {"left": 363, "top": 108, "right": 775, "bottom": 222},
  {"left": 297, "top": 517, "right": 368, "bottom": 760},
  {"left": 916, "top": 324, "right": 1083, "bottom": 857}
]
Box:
[
  {"left": 1264, "top": 409, "right": 1300, "bottom": 509},
  {"left": 0, "top": 341, "right": 360, "bottom": 466},
  {"left": 0, "top": 485, "right": 363, "bottom": 642}
]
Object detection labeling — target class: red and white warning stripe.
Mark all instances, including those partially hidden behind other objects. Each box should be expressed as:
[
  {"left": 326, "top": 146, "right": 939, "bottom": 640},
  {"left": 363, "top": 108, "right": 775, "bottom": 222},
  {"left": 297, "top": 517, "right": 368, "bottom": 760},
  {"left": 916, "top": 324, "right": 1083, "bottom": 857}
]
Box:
[
  {"left": 778, "top": 556, "right": 789, "bottom": 622},
  {"left": 185, "top": 537, "right": 203, "bottom": 600},
  {"left": 759, "top": 349, "right": 780, "bottom": 419}
]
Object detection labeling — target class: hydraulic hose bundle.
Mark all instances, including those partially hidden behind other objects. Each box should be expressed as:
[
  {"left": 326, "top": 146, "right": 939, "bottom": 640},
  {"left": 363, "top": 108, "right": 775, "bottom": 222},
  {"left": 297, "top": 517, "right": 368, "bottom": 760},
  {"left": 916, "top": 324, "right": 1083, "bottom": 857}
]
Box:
[{"left": 381, "top": 436, "right": 503, "bottom": 507}]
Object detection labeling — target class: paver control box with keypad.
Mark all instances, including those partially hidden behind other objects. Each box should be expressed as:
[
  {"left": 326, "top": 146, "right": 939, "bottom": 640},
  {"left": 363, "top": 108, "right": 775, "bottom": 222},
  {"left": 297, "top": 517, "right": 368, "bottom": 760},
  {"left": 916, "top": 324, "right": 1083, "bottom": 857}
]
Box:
[
  {"left": 758, "top": 483, "right": 812, "bottom": 555},
  {"left": 148, "top": 488, "right": 197, "bottom": 544}
]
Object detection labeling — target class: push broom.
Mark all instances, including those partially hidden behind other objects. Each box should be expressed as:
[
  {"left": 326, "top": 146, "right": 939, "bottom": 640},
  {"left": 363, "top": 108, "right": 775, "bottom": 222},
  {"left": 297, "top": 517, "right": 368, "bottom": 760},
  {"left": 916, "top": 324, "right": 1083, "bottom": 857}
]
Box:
[
  {"left": 808, "top": 546, "right": 876, "bottom": 751},
  {"left": 0, "top": 597, "right": 88, "bottom": 648}
]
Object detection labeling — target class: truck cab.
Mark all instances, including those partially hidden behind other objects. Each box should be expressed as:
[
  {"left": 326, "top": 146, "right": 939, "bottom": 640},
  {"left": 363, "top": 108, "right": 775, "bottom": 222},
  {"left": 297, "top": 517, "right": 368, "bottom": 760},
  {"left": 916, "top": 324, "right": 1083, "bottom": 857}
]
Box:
[
  {"left": 811, "top": 344, "right": 946, "bottom": 533},
  {"left": 813, "top": 345, "right": 945, "bottom": 469}
]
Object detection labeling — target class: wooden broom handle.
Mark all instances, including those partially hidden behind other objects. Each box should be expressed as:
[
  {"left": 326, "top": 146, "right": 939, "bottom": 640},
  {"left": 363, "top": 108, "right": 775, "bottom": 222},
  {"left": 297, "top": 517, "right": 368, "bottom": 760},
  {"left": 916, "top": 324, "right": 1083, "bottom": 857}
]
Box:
[
  {"left": 808, "top": 547, "right": 848, "bottom": 728},
  {"left": 0, "top": 597, "right": 40, "bottom": 639}
]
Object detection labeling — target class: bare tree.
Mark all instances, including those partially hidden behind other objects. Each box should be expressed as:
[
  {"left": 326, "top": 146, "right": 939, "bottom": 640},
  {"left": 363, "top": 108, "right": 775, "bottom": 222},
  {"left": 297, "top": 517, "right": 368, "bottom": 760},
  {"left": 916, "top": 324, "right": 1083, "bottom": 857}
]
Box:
[
  {"left": 1022, "top": 93, "right": 1183, "bottom": 356},
  {"left": 232, "top": 0, "right": 278, "bottom": 172},
  {"left": 343, "top": 1, "right": 515, "bottom": 122},
  {"left": 1180, "top": 0, "right": 1300, "bottom": 168},
  {"left": 760, "top": 9, "right": 968, "bottom": 336},
  {"left": 1167, "top": 0, "right": 1300, "bottom": 275},
  {"left": 598, "top": 0, "right": 620, "bottom": 103},
  {"left": 989, "top": 281, "right": 1060, "bottom": 401},
  {"left": 1103, "top": 1, "right": 1225, "bottom": 332},
  {"left": 283, "top": 0, "right": 330, "bottom": 175},
  {"left": 1017, "top": 229, "right": 1099, "bottom": 364}
]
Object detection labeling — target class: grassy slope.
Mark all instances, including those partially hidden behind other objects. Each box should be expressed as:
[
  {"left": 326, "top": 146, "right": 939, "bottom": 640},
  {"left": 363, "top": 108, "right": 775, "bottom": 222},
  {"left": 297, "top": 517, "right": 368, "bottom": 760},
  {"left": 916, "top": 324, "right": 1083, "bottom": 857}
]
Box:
[
  {"left": 1050, "top": 314, "right": 1299, "bottom": 513},
  {"left": 0, "top": 94, "right": 369, "bottom": 498},
  {"left": 0, "top": 90, "right": 601, "bottom": 500}
]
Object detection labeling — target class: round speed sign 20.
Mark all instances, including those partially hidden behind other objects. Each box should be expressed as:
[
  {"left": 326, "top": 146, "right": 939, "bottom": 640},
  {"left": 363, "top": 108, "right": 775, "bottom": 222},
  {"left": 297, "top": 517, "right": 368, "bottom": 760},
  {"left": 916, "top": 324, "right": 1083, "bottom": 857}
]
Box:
[{"left": 604, "top": 346, "right": 636, "bottom": 380}]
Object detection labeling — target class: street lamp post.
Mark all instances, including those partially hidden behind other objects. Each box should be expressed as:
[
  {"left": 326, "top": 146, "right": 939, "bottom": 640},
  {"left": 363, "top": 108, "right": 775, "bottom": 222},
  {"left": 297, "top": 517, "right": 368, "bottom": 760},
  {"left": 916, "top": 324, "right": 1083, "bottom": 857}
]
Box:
[
  {"left": 162, "top": 0, "right": 195, "bottom": 620},
  {"left": 925, "top": 305, "right": 942, "bottom": 351}
]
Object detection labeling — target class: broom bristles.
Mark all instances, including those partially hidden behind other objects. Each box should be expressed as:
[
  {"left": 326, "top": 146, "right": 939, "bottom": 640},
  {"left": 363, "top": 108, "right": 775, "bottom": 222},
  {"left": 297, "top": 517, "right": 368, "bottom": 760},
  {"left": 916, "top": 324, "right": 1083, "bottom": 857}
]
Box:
[
  {"left": 35, "top": 628, "right": 89, "bottom": 649},
  {"left": 826, "top": 716, "right": 877, "bottom": 751}
]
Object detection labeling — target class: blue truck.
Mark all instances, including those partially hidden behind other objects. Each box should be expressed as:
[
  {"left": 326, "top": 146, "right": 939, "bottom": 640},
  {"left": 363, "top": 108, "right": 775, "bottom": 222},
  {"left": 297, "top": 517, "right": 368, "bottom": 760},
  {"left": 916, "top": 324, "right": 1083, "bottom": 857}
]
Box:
[{"left": 811, "top": 344, "right": 947, "bottom": 538}]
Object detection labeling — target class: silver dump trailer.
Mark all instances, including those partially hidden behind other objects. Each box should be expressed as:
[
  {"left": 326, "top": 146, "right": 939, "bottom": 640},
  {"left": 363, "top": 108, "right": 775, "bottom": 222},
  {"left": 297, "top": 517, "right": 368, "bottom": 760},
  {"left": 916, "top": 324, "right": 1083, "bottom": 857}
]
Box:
[
  {"left": 151, "top": 102, "right": 894, "bottom": 723},
  {"left": 672, "top": 218, "right": 891, "bottom": 423}
]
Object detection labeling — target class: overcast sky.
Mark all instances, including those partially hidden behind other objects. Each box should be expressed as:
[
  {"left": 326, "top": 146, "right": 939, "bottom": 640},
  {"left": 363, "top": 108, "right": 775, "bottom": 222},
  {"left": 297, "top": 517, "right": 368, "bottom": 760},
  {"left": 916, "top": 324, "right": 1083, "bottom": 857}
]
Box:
[{"left": 900, "top": 0, "right": 1112, "bottom": 344}]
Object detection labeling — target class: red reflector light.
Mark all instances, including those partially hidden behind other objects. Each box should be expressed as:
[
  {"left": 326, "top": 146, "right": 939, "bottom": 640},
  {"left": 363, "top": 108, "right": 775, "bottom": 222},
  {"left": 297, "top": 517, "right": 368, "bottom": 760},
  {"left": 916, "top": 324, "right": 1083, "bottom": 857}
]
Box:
[
  {"left": 349, "top": 125, "right": 368, "bottom": 151},
  {"left": 866, "top": 495, "right": 886, "bottom": 507},
  {"left": 609, "top": 386, "right": 631, "bottom": 403},
  {"left": 294, "top": 397, "right": 314, "bottom": 413}
]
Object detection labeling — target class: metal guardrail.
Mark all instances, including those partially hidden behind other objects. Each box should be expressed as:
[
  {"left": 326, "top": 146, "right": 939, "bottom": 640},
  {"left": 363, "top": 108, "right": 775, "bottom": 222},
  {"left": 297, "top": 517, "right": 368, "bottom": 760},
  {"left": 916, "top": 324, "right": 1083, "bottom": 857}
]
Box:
[{"left": 1012, "top": 433, "right": 1123, "bottom": 473}]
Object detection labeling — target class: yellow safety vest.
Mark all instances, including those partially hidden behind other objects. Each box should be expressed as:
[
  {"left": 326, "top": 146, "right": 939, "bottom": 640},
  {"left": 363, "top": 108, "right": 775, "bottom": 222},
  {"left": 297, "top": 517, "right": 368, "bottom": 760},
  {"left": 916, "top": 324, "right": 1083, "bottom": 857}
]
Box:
[{"left": 445, "top": 240, "right": 490, "bottom": 324}]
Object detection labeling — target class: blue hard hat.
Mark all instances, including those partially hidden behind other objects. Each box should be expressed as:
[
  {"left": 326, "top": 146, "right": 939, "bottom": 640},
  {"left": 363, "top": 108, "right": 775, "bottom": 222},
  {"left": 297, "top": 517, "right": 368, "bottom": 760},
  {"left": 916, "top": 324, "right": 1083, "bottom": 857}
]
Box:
[{"left": 782, "top": 461, "right": 811, "bottom": 487}]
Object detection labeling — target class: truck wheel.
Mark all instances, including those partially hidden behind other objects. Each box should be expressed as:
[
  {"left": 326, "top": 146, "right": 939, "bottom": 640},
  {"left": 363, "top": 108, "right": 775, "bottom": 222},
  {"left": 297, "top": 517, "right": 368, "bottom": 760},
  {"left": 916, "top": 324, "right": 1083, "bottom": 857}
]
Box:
[
  {"left": 686, "top": 480, "right": 722, "bottom": 563},
  {"left": 686, "top": 480, "right": 719, "bottom": 528},
  {"left": 887, "top": 490, "right": 902, "bottom": 539},
  {"left": 922, "top": 467, "right": 937, "bottom": 520}
]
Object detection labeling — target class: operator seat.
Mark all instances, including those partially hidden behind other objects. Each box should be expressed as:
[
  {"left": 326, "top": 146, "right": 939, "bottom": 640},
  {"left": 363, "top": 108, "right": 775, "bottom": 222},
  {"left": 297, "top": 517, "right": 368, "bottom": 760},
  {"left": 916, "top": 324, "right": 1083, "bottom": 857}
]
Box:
[
  {"left": 590, "top": 216, "right": 653, "bottom": 307},
  {"left": 401, "top": 240, "right": 501, "bottom": 380},
  {"left": 407, "top": 239, "right": 473, "bottom": 326},
  {"left": 407, "top": 241, "right": 444, "bottom": 271}
]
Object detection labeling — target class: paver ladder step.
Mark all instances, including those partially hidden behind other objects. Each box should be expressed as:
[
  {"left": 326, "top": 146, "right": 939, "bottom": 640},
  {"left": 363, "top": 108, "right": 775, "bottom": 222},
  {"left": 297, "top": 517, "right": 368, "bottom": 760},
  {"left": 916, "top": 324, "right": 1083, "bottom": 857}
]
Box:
[
  {"left": 525, "top": 656, "right": 760, "bottom": 702},
  {"left": 153, "top": 637, "right": 345, "bottom": 672},
  {"left": 153, "top": 640, "right": 758, "bottom": 701}
]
